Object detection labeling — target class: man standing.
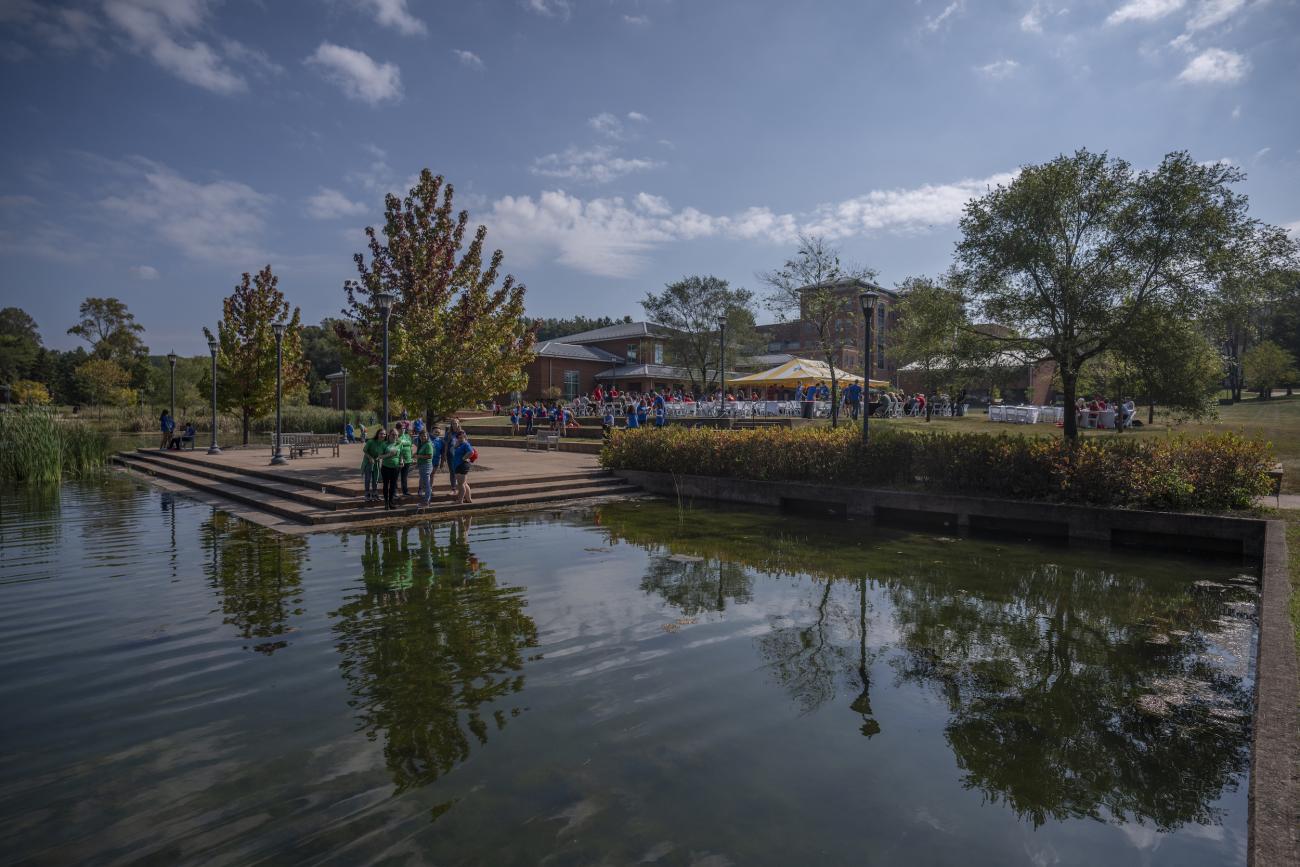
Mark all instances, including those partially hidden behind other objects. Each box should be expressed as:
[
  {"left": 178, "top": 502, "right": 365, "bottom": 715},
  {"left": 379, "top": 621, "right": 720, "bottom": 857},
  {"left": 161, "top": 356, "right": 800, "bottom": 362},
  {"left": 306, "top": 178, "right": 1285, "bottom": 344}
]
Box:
[{"left": 844, "top": 381, "right": 863, "bottom": 422}]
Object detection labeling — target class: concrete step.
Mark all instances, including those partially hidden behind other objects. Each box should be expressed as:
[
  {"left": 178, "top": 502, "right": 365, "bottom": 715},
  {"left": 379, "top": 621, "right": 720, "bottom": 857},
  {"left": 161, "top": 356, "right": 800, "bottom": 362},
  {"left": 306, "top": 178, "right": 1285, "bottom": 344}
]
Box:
[
  {"left": 115, "top": 454, "right": 639, "bottom": 527},
  {"left": 127, "top": 448, "right": 611, "bottom": 496},
  {"left": 122, "top": 451, "right": 357, "bottom": 511}
]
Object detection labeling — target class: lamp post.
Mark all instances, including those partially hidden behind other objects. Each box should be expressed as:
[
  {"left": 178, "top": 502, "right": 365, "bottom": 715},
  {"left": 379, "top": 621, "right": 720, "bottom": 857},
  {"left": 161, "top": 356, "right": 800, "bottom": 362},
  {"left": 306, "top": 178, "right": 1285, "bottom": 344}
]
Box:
[
  {"left": 206, "top": 334, "right": 221, "bottom": 455},
  {"left": 270, "top": 321, "right": 288, "bottom": 466},
  {"left": 375, "top": 291, "right": 395, "bottom": 428},
  {"left": 166, "top": 350, "right": 177, "bottom": 421},
  {"left": 717, "top": 315, "right": 727, "bottom": 417},
  {"left": 859, "top": 291, "right": 879, "bottom": 444},
  {"left": 339, "top": 366, "right": 348, "bottom": 443}
]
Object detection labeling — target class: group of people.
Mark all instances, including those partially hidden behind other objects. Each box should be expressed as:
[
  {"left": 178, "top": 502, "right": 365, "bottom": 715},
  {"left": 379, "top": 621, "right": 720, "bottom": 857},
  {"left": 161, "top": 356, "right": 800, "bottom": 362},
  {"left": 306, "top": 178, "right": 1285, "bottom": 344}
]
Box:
[
  {"left": 359, "top": 417, "right": 477, "bottom": 510},
  {"left": 1075, "top": 395, "right": 1139, "bottom": 429},
  {"left": 158, "top": 410, "right": 196, "bottom": 450}
]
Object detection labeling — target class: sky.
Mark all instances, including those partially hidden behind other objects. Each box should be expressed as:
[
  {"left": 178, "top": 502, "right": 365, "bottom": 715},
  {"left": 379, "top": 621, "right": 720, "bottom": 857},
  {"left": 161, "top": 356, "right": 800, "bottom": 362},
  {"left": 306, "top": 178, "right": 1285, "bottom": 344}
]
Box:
[{"left": 1, "top": 0, "right": 1298, "bottom": 354}]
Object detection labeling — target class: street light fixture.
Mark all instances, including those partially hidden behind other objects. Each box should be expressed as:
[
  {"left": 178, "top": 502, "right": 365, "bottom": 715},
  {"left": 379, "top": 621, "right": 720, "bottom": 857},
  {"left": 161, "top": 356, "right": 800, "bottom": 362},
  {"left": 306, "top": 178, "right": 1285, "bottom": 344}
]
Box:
[
  {"left": 375, "top": 291, "right": 395, "bottom": 429},
  {"left": 717, "top": 315, "right": 728, "bottom": 418},
  {"left": 166, "top": 350, "right": 178, "bottom": 422},
  {"left": 859, "top": 291, "right": 879, "bottom": 444},
  {"left": 270, "top": 321, "right": 288, "bottom": 466},
  {"left": 206, "top": 334, "right": 221, "bottom": 455}
]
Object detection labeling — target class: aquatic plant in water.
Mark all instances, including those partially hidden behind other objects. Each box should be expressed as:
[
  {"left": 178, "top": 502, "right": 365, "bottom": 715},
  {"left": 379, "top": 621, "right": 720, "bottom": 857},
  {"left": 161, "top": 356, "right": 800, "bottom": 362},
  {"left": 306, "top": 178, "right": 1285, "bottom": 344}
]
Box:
[{"left": 0, "top": 408, "right": 110, "bottom": 483}]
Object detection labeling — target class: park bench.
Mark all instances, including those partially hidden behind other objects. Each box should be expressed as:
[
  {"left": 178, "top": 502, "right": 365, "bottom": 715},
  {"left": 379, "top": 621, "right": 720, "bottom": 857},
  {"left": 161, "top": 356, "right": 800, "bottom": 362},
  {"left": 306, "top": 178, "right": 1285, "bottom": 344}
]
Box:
[
  {"left": 1267, "top": 463, "right": 1284, "bottom": 506},
  {"left": 525, "top": 433, "right": 560, "bottom": 452},
  {"left": 275, "top": 433, "right": 341, "bottom": 459}
]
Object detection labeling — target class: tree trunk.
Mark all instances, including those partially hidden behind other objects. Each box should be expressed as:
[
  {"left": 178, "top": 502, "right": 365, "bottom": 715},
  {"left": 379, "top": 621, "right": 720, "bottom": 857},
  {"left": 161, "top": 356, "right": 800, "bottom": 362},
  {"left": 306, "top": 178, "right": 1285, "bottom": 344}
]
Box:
[
  {"left": 829, "top": 366, "right": 839, "bottom": 429},
  {"left": 242, "top": 409, "right": 250, "bottom": 445},
  {"left": 1147, "top": 395, "right": 1155, "bottom": 426},
  {"left": 1061, "top": 368, "right": 1079, "bottom": 440}
]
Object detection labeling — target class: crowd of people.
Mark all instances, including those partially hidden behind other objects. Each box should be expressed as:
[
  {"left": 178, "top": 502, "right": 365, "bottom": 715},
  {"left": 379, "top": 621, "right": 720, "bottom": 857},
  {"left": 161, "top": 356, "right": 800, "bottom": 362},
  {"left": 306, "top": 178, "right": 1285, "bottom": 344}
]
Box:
[
  {"left": 359, "top": 417, "right": 478, "bottom": 510},
  {"left": 1075, "top": 395, "right": 1139, "bottom": 429}
]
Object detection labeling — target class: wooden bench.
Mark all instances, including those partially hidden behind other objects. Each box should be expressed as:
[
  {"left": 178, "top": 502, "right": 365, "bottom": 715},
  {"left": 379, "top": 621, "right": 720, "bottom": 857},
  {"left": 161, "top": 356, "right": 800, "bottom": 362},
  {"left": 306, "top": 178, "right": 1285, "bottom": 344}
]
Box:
[
  {"left": 276, "top": 433, "right": 341, "bottom": 459},
  {"left": 525, "top": 433, "right": 560, "bottom": 452}
]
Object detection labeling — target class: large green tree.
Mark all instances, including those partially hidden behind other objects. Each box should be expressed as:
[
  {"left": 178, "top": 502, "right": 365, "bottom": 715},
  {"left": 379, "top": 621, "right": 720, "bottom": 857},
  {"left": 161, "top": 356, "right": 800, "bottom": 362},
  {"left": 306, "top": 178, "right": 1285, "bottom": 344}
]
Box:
[
  {"left": 640, "top": 275, "right": 758, "bottom": 392},
  {"left": 761, "top": 234, "right": 877, "bottom": 427},
  {"left": 0, "top": 307, "right": 42, "bottom": 387},
  {"left": 1242, "top": 340, "right": 1299, "bottom": 400},
  {"left": 203, "top": 266, "right": 308, "bottom": 444},
  {"left": 1109, "top": 304, "right": 1225, "bottom": 422},
  {"left": 890, "top": 275, "right": 991, "bottom": 406},
  {"left": 957, "top": 149, "right": 1297, "bottom": 439},
  {"left": 337, "top": 170, "right": 532, "bottom": 422},
  {"left": 67, "top": 297, "right": 150, "bottom": 387},
  {"left": 74, "top": 357, "right": 132, "bottom": 417}
]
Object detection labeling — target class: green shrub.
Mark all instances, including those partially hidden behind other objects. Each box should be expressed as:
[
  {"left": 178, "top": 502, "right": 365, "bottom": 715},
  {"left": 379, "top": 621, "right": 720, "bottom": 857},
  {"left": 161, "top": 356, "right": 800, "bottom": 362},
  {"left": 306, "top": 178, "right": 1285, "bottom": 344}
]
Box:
[
  {"left": 600, "top": 426, "right": 1273, "bottom": 512},
  {"left": 0, "top": 408, "right": 111, "bottom": 483}
]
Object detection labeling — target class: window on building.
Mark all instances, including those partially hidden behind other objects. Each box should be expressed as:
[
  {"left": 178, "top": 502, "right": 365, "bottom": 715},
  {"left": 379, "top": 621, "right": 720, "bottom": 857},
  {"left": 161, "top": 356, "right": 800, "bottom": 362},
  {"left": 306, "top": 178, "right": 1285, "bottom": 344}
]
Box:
[
  {"left": 627, "top": 343, "right": 638, "bottom": 362},
  {"left": 563, "top": 370, "right": 580, "bottom": 400},
  {"left": 654, "top": 343, "right": 664, "bottom": 364}
]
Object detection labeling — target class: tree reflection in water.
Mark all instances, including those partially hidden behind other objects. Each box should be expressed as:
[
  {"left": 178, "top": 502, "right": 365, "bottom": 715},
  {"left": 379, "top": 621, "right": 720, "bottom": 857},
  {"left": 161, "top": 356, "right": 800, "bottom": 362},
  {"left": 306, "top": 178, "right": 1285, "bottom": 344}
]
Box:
[
  {"left": 200, "top": 507, "right": 307, "bottom": 655},
  {"left": 331, "top": 519, "right": 540, "bottom": 793},
  {"left": 595, "top": 501, "right": 1253, "bottom": 831},
  {"left": 887, "top": 558, "right": 1253, "bottom": 830}
]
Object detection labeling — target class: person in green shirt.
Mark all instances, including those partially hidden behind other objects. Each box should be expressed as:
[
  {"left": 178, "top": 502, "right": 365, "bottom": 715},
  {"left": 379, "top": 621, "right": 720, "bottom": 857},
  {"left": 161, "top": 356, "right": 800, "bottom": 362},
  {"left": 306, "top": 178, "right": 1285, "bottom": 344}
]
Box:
[
  {"left": 379, "top": 428, "right": 402, "bottom": 509},
  {"left": 361, "top": 429, "right": 387, "bottom": 503},
  {"left": 415, "top": 428, "right": 444, "bottom": 508},
  {"left": 396, "top": 423, "right": 414, "bottom": 500}
]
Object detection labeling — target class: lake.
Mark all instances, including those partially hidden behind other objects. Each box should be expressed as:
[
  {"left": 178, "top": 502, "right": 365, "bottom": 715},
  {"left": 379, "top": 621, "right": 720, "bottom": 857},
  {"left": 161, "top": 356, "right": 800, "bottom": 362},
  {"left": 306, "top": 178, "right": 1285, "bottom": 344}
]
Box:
[{"left": 0, "top": 478, "right": 1257, "bottom": 866}]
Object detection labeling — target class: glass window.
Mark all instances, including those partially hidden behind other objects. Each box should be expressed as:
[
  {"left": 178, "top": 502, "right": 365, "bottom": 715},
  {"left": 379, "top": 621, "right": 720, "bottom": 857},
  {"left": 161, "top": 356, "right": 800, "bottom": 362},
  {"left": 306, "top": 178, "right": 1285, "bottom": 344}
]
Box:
[
  {"left": 627, "top": 343, "right": 638, "bottom": 362},
  {"left": 654, "top": 343, "right": 664, "bottom": 365},
  {"left": 563, "top": 370, "right": 580, "bottom": 400}
]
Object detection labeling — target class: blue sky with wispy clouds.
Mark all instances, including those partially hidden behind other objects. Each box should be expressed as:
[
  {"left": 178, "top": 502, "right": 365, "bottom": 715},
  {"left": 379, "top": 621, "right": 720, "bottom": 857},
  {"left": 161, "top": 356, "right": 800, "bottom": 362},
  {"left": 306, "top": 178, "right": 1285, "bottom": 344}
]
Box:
[{"left": 1, "top": 0, "right": 1296, "bottom": 353}]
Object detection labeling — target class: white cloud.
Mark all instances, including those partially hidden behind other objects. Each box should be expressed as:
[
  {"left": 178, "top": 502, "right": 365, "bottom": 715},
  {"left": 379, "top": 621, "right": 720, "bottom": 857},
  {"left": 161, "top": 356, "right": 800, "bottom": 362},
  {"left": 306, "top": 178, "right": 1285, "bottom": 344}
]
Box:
[
  {"left": 588, "top": 112, "right": 623, "bottom": 138},
  {"left": 129, "top": 264, "right": 159, "bottom": 280},
  {"left": 1231, "top": 104, "right": 1241, "bottom": 119},
  {"left": 1020, "top": 4, "right": 1044, "bottom": 32},
  {"left": 223, "top": 39, "right": 282, "bottom": 76},
  {"left": 531, "top": 145, "right": 662, "bottom": 184},
  {"left": 102, "top": 0, "right": 246, "bottom": 93},
  {"left": 623, "top": 14, "right": 650, "bottom": 26},
  {"left": 976, "top": 59, "right": 1020, "bottom": 79},
  {"left": 1106, "top": 0, "right": 1184, "bottom": 25},
  {"left": 924, "top": 0, "right": 964, "bottom": 31},
  {"left": 485, "top": 171, "right": 1015, "bottom": 278},
  {"left": 452, "top": 48, "right": 484, "bottom": 69},
  {"left": 99, "top": 158, "right": 272, "bottom": 263},
  {"left": 1284, "top": 221, "right": 1300, "bottom": 238},
  {"left": 1178, "top": 47, "right": 1248, "bottom": 84},
  {"left": 352, "top": 0, "right": 426, "bottom": 36},
  {"left": 1186, "top": 0, "right": 1245, "bottom": 31},
  {"left": 306, "top": 42, "right": 402, "bottom": 104},
  {"left": 627, "top": 111, "right": 649, "bottom": 123},
  {"left": 1252, "top": 146, "right": 1270, "bottom": 162},
  {"left": 524, "top": 0, "right": 572, "bottom": 18},
  {"left": 304, "top": 187, "right": 369, "bottom": 219}
]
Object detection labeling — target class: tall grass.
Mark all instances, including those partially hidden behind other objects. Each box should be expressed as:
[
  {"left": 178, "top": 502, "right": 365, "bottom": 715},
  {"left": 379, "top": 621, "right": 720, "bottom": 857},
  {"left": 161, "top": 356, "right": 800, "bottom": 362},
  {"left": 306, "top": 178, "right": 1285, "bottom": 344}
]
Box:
[{"left": 0, "top": 409, "right": 111, "bottom": 483}]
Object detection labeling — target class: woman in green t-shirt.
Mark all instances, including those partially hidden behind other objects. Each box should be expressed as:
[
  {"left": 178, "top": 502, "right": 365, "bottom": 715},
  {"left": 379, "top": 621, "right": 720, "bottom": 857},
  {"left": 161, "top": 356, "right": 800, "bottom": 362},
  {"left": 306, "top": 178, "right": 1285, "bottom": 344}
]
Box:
[
  {"left": 379, "top": 428, "right": 402, "bottom": 509},
  {"left": 361, "top": 429, "right": 387, "bottom": 503},
  {"left": 397, "top": 424, "right": 414, "bottom": 500}
]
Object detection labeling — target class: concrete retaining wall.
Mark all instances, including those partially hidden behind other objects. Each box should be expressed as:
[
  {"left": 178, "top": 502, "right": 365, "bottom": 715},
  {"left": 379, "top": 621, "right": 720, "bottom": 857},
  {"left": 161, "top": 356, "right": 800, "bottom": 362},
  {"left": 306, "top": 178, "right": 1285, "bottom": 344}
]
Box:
[{"left": 612, "top": 469, "right": 1297, "bottom": 864}]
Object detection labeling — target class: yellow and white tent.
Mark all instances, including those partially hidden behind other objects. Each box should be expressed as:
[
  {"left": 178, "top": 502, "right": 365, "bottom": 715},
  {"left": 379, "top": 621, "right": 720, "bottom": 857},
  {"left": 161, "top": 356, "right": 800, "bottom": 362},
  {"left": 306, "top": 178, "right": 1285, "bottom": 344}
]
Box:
[{"left": 730, "top": 357, "right": 889, "bottom": 389}]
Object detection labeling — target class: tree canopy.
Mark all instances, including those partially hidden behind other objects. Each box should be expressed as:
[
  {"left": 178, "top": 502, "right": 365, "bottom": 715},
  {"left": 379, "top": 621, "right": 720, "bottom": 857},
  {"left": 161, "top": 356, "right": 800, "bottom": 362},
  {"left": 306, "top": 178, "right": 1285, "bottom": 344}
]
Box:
[
  {"left": 957, "top": 148, "right": 1297, "bottom": 438},
  {"left": 0, "top": 307, "right": 42, "bottom": 386},
  {"left": 640, "top": 275, "right": 758, "bottom": 391},
  {"left": 67, "top": 297, "right": 150, "bottom": 386},
  {"left": 338, "top": 170, "right": 531, "bottom": 421},
  {"left": 204, "top": 266, "right": 308, "bottom": 444}
]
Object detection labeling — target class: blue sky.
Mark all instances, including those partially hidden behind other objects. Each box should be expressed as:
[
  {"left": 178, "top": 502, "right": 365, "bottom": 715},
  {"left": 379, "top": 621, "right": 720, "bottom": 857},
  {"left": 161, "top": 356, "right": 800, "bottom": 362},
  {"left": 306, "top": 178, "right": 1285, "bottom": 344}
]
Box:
[{"left": 1, "top": 0, "right": 1297, "bottom": 354}]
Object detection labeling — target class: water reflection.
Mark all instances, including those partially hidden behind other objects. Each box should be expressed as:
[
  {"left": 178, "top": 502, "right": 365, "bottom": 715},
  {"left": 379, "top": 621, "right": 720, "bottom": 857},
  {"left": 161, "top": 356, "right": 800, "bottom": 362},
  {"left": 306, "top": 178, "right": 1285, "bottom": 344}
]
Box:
[
  {"left": 199, "top": 507, "right": 307, "bottom": 654},
  {"left": 331, "top": 519, "right": 540, "bottom": 793},
  {"left": 888, "top": 558, "right": 1253, "bottom": 830},
  {"left": 596, "top": 501, "right": 1253, "bottom": 833}
]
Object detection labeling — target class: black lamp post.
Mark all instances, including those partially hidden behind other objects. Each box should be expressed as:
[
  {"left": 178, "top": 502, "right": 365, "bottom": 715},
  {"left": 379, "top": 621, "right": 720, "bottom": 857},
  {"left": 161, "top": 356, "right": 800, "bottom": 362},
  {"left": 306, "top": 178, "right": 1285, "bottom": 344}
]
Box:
[
  {"left": 166, "top": 350, "right": 177, "bottom": 421},
  {"left": 270, "top": 321, "right": 288, "bottom": 466},
  {"left": 859, "top": 291, "right": 879, "bottom": 444},
  {"left": 206, "top": 334, "right": 221, "bottom": 455},
  {"left": 717, "top": 315, "right": 727, "bottom": 417},
  {"left": 339, "top": 366, "right": 348, "bottom": 443},
  {"left": 376, "top": 291, "right": 395, "bottom": 428}
]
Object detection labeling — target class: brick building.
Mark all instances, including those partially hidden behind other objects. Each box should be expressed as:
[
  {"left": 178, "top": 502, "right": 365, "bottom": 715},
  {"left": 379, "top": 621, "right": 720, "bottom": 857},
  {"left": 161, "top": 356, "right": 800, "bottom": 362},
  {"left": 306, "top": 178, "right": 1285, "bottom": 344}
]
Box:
[{"left": 519, "top": 322, "right": 696, "bottom": 400}]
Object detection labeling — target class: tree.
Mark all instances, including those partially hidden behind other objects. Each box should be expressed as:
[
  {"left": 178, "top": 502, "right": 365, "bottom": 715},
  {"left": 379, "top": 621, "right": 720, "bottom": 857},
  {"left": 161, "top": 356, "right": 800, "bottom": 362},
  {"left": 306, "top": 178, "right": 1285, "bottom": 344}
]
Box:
[
  {"left": 530, "top": 315, "right": 632, "bottom": 342},
  {"left": 0, "top": 307, "right": 42, "bottom": 385},
  {"left": 957, "top": 149, "right": 1297, "bottom": 439},
  {"left": 11, "top": 380, "right": 51, "bottom": 405},
  {"left": 761, "top": 234, "right": 877, "bottom": 427},
  {"left": 74, "top": 357, "right": 131, "bottom": 417},
  {"left": 1109, "top": 305, "right": 1225, "bottom": 423},
  {"left": 203, "top": 266, "right": 308, "bottom": 444},
  {"left": 640, "top": 275, "right": 758, "bottom": 392},
  {"left": 337, "top": 170, "right": 532, "bottom": 422},
  {"left": 1242, "top": 341, "right": 1298, "bottom": 399},
  {"left": 890, "top": 275, "right": 989, "bottom": 407},
  {"left": 67, "top": 297, "right": 150, "bottom": 386}
]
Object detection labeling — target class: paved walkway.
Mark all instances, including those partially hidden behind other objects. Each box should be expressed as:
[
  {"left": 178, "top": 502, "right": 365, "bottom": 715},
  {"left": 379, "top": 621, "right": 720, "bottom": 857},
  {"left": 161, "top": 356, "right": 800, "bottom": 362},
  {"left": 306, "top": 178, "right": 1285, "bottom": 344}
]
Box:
[{"left": 168, "top": 442, "right": 602, "bottom": 495}]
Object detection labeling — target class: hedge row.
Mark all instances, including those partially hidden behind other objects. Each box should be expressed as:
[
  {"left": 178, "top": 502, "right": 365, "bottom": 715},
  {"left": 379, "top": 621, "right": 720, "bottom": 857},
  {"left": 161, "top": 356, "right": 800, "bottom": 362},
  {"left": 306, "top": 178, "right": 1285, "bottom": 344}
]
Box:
[{"left": 599, "top": 426, "right": 1274, "bottom": 512}]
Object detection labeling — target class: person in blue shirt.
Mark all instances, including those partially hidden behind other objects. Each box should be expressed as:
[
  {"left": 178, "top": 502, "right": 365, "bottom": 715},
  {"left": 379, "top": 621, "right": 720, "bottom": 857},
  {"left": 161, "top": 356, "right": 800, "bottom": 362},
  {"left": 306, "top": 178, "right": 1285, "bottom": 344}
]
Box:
[
  {"left": 654, "top": 403, "right": 666, "bottom": 427},
  {"left": 159, "top": 410, "right": 175, "bottom": 450},
  {"left": 522, "top": 404, "right": 534, "bottom": 436},
  {"left": 450, "top": 432, "right": 474, "bottom": 504},
  {"left": 794, "top": 384, "right": 805, "bottom": 402},
  {"left": 625, "top": 406, "right": 640, "bottom": 429},
  {"left": 510, "top": 405, "right": 520, "bottom": 436},
  {"left": 602, "top": 406, "right": 615, "bottom": 440},
  {"left": 344, "top": 421, "right": 355, "bottom": 443},
  {"left": 636, "top": 401, "right": 648, "bottom": 427},
  {"left": 653, "top": 392, "right": 666, "bottom": 410},
  {"left": 844, "top": 382, "right": 863, "bottom": 421}
]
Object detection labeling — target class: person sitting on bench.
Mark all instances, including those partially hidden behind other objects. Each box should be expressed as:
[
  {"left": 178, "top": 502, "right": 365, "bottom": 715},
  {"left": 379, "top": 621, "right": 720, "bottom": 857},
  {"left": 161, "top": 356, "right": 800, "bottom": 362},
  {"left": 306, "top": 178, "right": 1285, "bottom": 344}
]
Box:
[{"left": 170, "top": 421, "right": 196, "bottom": 450}]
